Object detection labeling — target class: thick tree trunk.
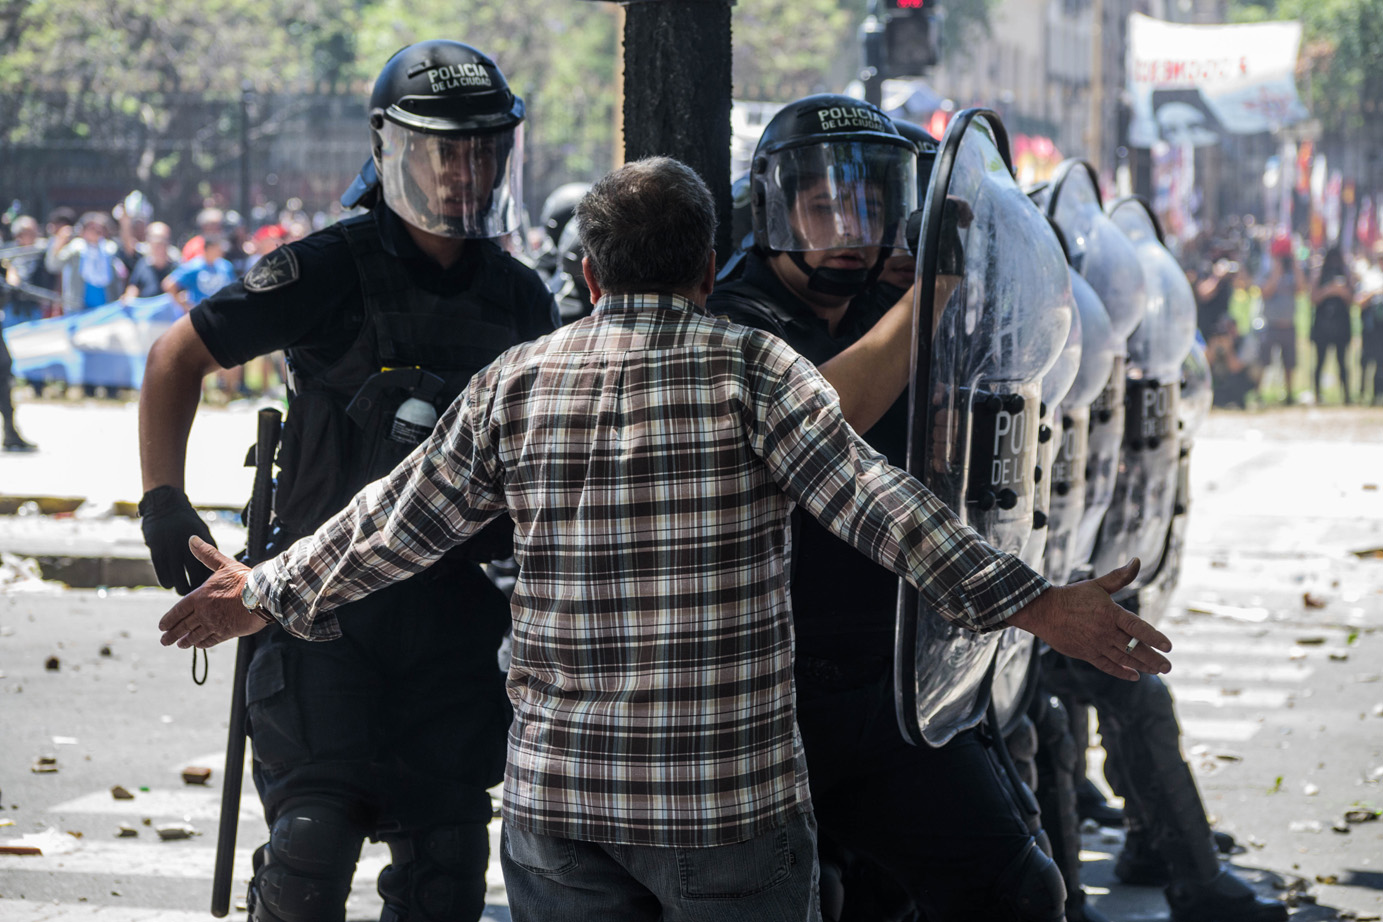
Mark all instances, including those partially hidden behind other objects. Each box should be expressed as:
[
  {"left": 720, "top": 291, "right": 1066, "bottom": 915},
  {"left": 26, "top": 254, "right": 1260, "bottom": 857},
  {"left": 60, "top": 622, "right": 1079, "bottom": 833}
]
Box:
[{"left": 621, "top": 0, "right": 734, "bottom": 263}]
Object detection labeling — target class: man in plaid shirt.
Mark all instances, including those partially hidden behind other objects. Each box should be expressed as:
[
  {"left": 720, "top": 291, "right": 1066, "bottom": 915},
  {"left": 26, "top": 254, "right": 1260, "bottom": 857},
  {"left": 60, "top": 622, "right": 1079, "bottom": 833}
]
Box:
[{"left": 160, "top": 157, "right": 1171, "bottom": 922}]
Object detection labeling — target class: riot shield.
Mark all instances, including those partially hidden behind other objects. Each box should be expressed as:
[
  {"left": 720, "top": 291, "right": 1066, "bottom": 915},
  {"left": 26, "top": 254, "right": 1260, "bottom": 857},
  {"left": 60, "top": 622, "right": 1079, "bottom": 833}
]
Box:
[
  {"left": 1037, "top": 161, "right": 1147, "bottom": 577},
  {"left": 1042, "top": 268, "right": 1119, "bottom": 587},
  {"left": 895, "top": 109, "right": 1072, "bottom": 747},
  {"left": 993, "top": 263, "right": 1082, "bottom": 733},
  {"left": 1133, "top": 337, "right": 1211, "bottom": 624},
  {"left": 1092, "top": 198, "right": 1198, "bottom": 589}
]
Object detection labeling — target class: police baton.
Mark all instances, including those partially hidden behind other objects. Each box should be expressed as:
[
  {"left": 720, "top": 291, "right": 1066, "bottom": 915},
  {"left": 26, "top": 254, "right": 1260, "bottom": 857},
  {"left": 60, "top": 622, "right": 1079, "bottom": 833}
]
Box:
[{"left": 211, "top": 407, "right": 281, "bottom": 918}]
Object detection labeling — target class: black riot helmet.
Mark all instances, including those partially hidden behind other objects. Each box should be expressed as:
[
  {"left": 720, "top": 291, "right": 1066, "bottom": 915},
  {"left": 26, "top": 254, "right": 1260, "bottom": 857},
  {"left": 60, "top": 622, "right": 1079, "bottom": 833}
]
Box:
[
  {"left": 750, "top": 94, "right": 917, "bottom": 297},
  {"left": 890, "top": 120, "right": 940, "bottom": 206},
  {"left": 539, "top": 182, "right": 592, "bottom": 248},
  {"left": 342, "top": 39, "right": 527, "bottom": 239}
]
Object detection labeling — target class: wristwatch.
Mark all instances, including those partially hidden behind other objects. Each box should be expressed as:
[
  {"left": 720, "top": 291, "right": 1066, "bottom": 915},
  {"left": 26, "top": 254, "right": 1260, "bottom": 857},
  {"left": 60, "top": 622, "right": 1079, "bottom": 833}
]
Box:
[{"left": 240, "top": 576, "right": 276, "bottom": 626}]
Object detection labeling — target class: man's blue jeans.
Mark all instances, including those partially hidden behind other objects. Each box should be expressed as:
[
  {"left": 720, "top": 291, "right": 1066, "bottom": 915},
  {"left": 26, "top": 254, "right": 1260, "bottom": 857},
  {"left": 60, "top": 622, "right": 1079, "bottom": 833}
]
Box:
[{"left": 500, "top": 811, "right": 821, "bottom": 922}]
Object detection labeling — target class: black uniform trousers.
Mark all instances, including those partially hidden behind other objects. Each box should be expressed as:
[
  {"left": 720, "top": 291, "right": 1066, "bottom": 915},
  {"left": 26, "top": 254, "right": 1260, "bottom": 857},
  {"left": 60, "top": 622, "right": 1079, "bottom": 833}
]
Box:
[
  {"left": 247, "top": 557, "right": 512, "bottom": 833},
  {"left": 796, "top": 662, "right": 1035, "bottom": 922}
]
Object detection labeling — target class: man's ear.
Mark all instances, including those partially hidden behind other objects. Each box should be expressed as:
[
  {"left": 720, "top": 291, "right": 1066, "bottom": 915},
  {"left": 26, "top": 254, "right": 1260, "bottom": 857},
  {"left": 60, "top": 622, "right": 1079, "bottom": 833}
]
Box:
[
  {"left": 582, "top": 256, "right": 604, "bottom": 304},
  {"left": 699, "top": 251, "right": 717, "bottom": 297}
]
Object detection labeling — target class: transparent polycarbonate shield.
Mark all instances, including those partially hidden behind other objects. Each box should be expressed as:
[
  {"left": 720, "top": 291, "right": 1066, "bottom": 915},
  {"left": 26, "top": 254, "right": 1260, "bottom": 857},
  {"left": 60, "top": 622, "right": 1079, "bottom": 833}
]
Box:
[
  {"left": 994, "top": 303, "right": 1080, "bottom": 732},
  {"left": 1042, "top": 269, "right": 1119, "bottom": 587},
  {"left": 895, "top": 109, "right": 1072, "bottom": 747},
  {"left": 1179, "top": 334, "right": 1213, "bottom": 440},
  {"left": 1134, "top": 338, "right": 1211, "bottom": 624},
  {"left": 1093, "top": 198, "right": 1199, "bottom": 588},
  {"left": 1042, "top": 162, "right": 1147, "bottom": 578}
]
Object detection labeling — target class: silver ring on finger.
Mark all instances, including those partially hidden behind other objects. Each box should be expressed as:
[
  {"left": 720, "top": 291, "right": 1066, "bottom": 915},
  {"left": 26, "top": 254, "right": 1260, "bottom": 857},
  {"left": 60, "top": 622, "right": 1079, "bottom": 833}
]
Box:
[{"left": 1124, "top": 636, "right": 1140, "bottom": 655}]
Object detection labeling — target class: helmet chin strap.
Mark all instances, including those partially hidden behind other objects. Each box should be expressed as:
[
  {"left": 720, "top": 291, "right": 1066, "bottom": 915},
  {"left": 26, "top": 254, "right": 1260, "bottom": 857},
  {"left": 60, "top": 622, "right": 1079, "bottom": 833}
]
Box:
[{"left": 786, "top": 250, "right": 888, "bottom": 298}]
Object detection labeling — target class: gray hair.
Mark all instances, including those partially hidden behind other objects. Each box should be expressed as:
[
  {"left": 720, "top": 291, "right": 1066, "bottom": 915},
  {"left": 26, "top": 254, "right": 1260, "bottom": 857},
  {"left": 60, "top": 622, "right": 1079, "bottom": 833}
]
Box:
[{"left": 576, "top": 157, "right": 716, "bottom": 296}]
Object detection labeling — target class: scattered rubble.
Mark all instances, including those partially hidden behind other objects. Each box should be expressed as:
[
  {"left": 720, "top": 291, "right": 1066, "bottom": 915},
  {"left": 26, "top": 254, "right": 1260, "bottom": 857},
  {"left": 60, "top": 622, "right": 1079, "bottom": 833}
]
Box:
[
  {"left": 44, "top": 655, "right": 60, "bottom": 671},
  {"left": 1303, "top": 593, "right": 1328, "bottom": 609},
  {"left": 115, "top": 824, "right": 138, "bottom": 838},
  {"left": 110, "top": 785, "right": 134, "bottom": 800},
  {"left": 31, "top": 755, "right": 58, "bottom": 773},
  {"left": 155, "top": 823, "right": 199, "bottom": 841},
  {"left": 181, "top": 766, "right": 212, "bottom": 786}
]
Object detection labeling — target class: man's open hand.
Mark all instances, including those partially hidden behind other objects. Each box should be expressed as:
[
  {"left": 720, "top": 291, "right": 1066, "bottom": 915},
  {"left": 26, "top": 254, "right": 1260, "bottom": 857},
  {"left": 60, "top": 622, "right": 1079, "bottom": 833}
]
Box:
[
  {"left": 1005, "top": 559, "right": 1172, "bottom": 680},
  {"left": 158, "top": 537, "right": 270, "bottom": 649}
]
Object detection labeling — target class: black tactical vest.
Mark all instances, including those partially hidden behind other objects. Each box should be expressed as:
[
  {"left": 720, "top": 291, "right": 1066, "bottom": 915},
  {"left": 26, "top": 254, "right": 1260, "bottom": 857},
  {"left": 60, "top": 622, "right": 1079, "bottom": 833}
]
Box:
[{"left": 273, "top": 213, "right": 525, "bottom": 537}]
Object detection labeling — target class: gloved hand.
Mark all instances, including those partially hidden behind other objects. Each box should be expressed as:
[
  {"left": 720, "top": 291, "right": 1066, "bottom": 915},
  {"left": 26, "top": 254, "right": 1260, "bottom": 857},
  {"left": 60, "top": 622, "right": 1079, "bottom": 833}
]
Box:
[{"left": 139, "top": 485, "right": 216, "bottom": 595}]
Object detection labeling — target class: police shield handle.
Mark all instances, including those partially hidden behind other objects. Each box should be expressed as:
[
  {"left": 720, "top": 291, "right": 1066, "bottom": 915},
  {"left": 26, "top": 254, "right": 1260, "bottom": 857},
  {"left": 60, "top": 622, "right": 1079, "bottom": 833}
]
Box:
[
  {"left": 157, "top": 538, "right": 270, "bottom": 650},
  {"left": 1004, "top": 558, "right": 1174, "bottom": 681}
]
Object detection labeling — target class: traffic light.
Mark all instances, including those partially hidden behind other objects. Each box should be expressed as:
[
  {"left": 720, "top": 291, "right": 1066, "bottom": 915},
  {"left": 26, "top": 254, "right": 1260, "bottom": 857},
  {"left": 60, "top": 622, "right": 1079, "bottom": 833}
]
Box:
[{"left": 881, "top": 0, "right": 940, "bottom": 76}]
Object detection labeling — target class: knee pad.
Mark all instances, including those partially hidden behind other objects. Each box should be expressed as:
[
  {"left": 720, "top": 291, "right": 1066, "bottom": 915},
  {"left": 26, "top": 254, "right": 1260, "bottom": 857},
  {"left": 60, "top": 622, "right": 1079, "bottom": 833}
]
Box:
[
  {"left": 248, "top": 799, "right": 365, "bottom": 922},
  {"left": 995, "top": 838, "right": 1067, "bottom": 922},
  {"left": 378, "top": 824, "right": 490, "bottom": 922}
]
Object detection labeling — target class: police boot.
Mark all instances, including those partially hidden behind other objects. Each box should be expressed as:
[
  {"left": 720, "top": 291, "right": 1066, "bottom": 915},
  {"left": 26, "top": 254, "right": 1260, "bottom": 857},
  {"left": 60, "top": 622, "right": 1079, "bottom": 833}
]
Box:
[
  {"left": 1075, "top": 776, "right": 1124, "bottom": 828},
  {"left": 1165, "top": 870, "right": 1288, "bottom": 922},
  {"left": 1112, "top": 825, "right": 1169, "bottom": 887}
]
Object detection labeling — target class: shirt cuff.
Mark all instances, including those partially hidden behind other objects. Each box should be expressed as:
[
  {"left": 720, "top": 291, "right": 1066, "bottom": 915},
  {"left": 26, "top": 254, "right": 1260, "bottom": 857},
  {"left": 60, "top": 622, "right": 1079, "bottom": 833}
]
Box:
[
  {"left": 954, "top": 555, "right": 1051, "bottom": 633},
  {"left": 248, "top": 559, "right": 342, "bottom": 642}
]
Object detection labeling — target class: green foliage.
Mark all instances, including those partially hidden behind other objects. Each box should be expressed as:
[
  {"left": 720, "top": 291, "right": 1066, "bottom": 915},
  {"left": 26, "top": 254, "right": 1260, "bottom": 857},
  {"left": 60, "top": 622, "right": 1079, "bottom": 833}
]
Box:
[{"left": 1230, "top": 0, "right": 1383, "bottom": 135}]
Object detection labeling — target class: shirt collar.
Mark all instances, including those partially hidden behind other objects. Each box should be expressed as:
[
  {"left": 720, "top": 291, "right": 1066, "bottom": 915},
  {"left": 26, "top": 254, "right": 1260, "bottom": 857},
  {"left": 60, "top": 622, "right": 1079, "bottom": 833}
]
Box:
[{"left": 592, "top": 291, "right": 709, "bottom": 318}]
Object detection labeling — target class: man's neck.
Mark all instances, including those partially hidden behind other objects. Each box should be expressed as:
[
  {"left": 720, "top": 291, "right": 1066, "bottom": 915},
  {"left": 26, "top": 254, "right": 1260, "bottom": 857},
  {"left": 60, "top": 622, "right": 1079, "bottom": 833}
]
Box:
[{"left": 404, "top": 222, "right": 467, "bottom": 269}]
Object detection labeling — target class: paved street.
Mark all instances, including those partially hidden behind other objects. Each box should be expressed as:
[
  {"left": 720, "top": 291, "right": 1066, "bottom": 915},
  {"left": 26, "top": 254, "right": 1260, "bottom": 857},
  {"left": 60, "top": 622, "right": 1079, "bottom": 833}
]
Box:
[{"left": 1, "top": 398, "right": 1382, "bottom": 920}]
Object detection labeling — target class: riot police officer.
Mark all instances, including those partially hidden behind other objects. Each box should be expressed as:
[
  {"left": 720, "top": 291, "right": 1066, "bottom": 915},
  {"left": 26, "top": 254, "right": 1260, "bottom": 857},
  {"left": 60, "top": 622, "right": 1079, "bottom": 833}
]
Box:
[
  {"left": 138, "top": 40, "right": 557, "bottom": 922},
  {"left": 709, "top": 95, "right": 1070, "bottom": 922},
  {"left": 1038, "top": 185, "right": 1286, "bottom": 922}
]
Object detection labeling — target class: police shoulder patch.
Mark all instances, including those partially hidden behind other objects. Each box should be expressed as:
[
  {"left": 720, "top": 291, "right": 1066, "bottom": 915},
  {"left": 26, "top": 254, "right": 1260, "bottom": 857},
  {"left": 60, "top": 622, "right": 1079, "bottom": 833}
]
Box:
[{"left": 243, "top": 247, "right": 300, "bottom": 293}]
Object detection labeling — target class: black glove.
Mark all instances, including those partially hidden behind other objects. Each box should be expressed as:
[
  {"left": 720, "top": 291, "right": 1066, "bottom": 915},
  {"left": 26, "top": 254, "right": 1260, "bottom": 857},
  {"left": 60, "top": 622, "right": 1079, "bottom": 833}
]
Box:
[{"left": 139, "top": 485, "right": 216, "bottom": 595}]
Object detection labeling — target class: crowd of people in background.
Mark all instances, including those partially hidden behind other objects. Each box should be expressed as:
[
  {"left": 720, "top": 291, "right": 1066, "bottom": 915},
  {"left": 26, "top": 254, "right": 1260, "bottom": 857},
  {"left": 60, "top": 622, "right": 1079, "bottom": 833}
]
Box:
[
  {"left": 0, "top": 195, "right": 329, "bottom": 416},
  {"left": 6, "top": 189, "right": 1383, "bottom": 427},
  {"left": 1183, "top": 218, "right": 1383, "bottom": 409}
]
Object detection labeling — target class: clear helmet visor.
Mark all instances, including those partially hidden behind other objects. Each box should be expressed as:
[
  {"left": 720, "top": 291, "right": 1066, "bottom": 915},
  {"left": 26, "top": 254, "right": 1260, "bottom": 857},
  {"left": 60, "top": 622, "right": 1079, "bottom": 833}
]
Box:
[
  {"left": 759, "top": 141, "right": 917, "bottom": 251},
  {"left": 377, "top": 121, "right": 524, "bottom": 238}
]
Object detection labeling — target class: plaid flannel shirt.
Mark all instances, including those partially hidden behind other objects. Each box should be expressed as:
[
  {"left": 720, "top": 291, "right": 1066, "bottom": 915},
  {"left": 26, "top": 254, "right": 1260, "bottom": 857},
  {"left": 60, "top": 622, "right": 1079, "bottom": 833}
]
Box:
[{"left": 249, "top": 292, "right": 1049, "bottom": 847}]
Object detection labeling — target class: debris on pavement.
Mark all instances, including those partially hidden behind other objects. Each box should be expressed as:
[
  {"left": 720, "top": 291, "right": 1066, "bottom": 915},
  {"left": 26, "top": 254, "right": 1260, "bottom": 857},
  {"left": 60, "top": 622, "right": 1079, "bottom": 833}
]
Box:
[
  {"left": 1344, "top": 808, "right": 1381, "bottom": 824},
  {"left": 1187, "top": 601, "right": 1270, "bottom": 622},
  {"left": 99, "top": 644, "right": 112, "bottom": 657},
  {"left": 110, "top": 785, "right": 134, "bottom": 800},
  {"left": 115, "top": 824, "right": 138, "bottom": 838},
  {"left": 181, "top": 766, "right": 212, "bottom": 786},
  {"left": 44, "top": 655, "right": 60, "bottom": 670},
  {"left": 1295, "top": 636, "right": 1327, "bottom": 645},
  {"left": 1302, "top": 592, "right": 1328, "bottom": 609},
  {"left": 31, "top": 754, "right": 58, "bottom": 773},
  {"left": 0, "top": 827, "right": 81, "bottom": 856},
  {"left": 1303, "top": 782, "right": 1320, "bottom": 796},
  {"left": 1288, "top": 819, "right": 1323, "bottom": 833},
  {"left": 1351, "top": 546, "right": 1383, "bottom": 559},
  {"left": 155, "top": 823, "right": 200, "bottom": 841}
]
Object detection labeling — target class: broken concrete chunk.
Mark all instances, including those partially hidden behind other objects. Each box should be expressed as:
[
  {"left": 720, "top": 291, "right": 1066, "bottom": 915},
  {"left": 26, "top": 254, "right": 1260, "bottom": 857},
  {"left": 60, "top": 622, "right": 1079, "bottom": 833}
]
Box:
[
  {"left": 31, "top": 755, "right": 58, "bottom": 773},
  {"left": 99, "top": 644, "right": 112, "bottom": 657},
  {"left": 1344, "top": 808, "right": 1381, "bottom": 824},
  {"left": 110, "top": 785, "right": 134, "bottom": 800},
  {"left": 1302, "top": 593, "right": 1327, "bottom": 609},
  {"left": 155, "top": 822, "right": 199, "bottom": 841},
  {"left": 44, "top": 655, "right": 60, "bottom": 671},
  {"left": 1295, "top": 636, "right": 1327, "bottom": 645},
  {"left": 181, "top": 766, "right": 212, "bottom": 786},
  {"left": 116, "top": 824, "right": 138, "bottom": 838}
]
